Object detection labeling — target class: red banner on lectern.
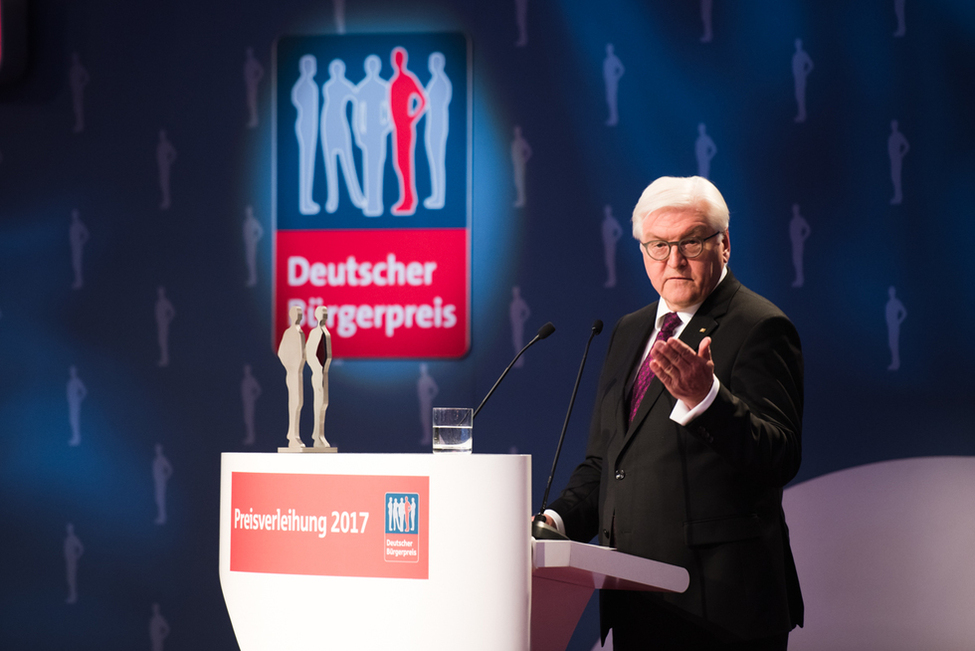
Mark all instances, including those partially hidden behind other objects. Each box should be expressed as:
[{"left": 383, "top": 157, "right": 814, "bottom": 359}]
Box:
[{"left": 230, "top": 472, "right": 429, "bottom": 579}]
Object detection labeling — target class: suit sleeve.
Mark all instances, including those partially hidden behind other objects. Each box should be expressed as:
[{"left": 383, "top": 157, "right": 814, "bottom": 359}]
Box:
[{"left": 687, "top": 314, "right": 803, "bottom": 487}]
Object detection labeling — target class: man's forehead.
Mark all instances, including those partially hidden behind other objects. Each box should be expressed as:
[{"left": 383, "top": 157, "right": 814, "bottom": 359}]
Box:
[{"left": 642, "top": 210, "right": 712, "bottom": 238}]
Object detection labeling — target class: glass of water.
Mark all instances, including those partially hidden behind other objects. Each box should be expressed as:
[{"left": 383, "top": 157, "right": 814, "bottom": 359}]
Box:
[{"left": 432, "top": 407, "right": 473, "bottom": 453}]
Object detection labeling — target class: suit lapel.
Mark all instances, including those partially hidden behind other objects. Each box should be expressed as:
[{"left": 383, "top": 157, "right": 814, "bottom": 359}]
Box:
[{"left": 621, "top": 271, "right": 741, "bottom": 445}]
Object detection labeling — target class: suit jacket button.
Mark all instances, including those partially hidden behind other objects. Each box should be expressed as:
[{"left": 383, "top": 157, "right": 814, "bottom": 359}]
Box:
[
  {"left": 615, "top": 470, "right": 625, "bottom": 480},
  {"left": 602, "top": 529, "right": 609, "bottom": 538}
]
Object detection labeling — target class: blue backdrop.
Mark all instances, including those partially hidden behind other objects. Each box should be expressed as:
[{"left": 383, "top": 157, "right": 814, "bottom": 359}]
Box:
[{"left": 1, "top": 1, "right": 973, "bottom": 649}]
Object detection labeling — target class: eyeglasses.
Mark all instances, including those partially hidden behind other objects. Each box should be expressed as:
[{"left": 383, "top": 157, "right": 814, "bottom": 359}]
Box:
[{"left": 641, "top": 231, "right": 721, "bottom": 261}]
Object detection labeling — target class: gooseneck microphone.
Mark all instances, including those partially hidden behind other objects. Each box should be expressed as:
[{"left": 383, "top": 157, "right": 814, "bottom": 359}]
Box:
[
  {"left": 532, "top": 319, "right": 603, "bottom": 541},
  {"left": 473, "top": 322, "right": 555, "bottom": 420}
]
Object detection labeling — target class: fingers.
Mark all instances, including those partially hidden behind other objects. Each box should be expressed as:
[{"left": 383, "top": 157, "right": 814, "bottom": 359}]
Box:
[{"left": 698, "top": 336, "right": 712, "bottom": 363}]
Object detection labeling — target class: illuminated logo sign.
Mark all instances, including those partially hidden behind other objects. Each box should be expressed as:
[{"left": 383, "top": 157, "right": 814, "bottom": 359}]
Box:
[
  {"left": 230, "top": 472, "right": 429, "bottom": 579},
  {"left": 273, "top": 33, "right": 471, "bottom": 358}
]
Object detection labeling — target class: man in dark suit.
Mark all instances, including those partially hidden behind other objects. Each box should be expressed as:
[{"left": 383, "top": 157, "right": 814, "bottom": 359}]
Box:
[{"left": 544, "top": 176, "right": 804, "bottom": 649}]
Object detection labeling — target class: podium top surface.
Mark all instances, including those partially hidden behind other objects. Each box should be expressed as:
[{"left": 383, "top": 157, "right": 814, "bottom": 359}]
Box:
[{"left": 532, "top": 539, "right": 689, "bottom": 594}]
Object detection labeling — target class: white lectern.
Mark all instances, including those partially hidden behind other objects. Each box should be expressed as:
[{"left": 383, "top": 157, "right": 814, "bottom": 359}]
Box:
[
  {"left": 220, "top": 453, "right": 532, "bottom": 650},
  {"left": 219, "top": 453, "right": 688, "bottom": 650},
  {"left": 531, "top": 539, "right": 690, "bottom": 651}
]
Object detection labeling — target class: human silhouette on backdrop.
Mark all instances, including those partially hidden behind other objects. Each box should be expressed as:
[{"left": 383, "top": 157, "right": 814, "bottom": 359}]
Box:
[
  {"left": 792, "top": 39, "right": 814, "bottom": 123},
  {"left": 511, "top": 125, "right": 532, "bottom": 208},
  {"left": 514, "top": 0, "right": 529, "bottom": 47},
  {"left": 885, "top": 286, "right": 907, "bottom": 371},
  {"left": 789, "top": 204, "right": 811, "bottom": 288},
  {"left": 150, "top": 603, "right": 171, "bottom": 651},
  {"left": 243, "top": 47, "right": 264, "bottom": 128},
  {"left": 156, "top": 130, "right": 177, "bottom": 210},
  {"left": 304, "top": 306, "right": 333, "bottom": 449},
  {"left": 69, "top": 53, "right": 90, "bottom": 134},
  {"left": 333, "top": 0, "right": 346, "bottom": 34},
  {"left": 67, "top": 365, "right": 88, "bottom": 447},
  {"left": 69, "top": 209, "right": 89, "bottom": 290},
  {"left": 509, "top": 286, "right": 531, "bottom": 368},
  {"left": 241, "top": 364, "right": 262, "bottom": 446},
  {"left": 423, "top": 52, "right": 452, "bottom": 209},
  {"left": 278, "top": 305, "right": 306, "bottom": 449},
  {"left": 602, "top": 204, "right": 623, "bottom": 288},
  {"left": 64, "top": 523, "right": 84, "bottom": 604},
  {"left": 242, "top": 205, "right": 264, "bottom": 288},
  {"left": 888, "top": 119, "right": 910, "bottom": 205},
  {"left": 695, "top": 123, "right": 717, "bottom": 179},
  {"left": 893, "top": 0, "right": 906, "bottom": 37},
  {"left": 389, "top": 47, "right": 427, "bottom": 216},
  {"left": 321, "top": 59, "right": 365, "bottom": 213},
  {"left": 417, "top": 363, "right": 439, "bottom": 445},
  {"left": 700, "top": 0, "right": 713, "bottom": 43},
  {"left": 353, "top": 54, "right": 392, "bottom": 217},
  {"left": 153, "top": 444, "right": 172, "bottom": 525},
  {"left": 603, "top": 44, "right": 625, "bottom": 126},
  {"left": 154, "top": 287, "right": 175, "bottom": 367},
  {"left": 292, "top": 55, "right": 322, "bottom": 215}
]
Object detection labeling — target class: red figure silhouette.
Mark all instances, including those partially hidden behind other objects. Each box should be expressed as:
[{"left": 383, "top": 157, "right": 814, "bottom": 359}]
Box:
[{"left": 389, "top": 47, "right": 427, "bottom": 216}]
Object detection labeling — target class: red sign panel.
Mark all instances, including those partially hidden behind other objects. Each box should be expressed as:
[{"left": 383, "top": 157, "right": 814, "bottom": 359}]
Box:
[
  {"left": 230, "top": 472, "right": 429, "bottom": 579},
  {"left": 275, "top": 228, "right": 468, "bottom": 358}
]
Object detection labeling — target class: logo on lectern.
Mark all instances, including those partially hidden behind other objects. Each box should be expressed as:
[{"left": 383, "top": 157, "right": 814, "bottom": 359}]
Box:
[{"left": 384, "top": 492, "right": 420, "bottom": 563}]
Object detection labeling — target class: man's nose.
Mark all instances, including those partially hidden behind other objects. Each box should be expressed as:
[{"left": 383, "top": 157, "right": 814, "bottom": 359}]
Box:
[{"left": 667, "top": 247, "right": 687, "bottom": 267}]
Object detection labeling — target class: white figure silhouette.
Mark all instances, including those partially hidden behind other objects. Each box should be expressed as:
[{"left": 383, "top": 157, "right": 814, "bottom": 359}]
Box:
[
  {"left": 69, "top": 209, "right": 89, "bottom": 290},
  {"left": 67, "top": 366, "right": 88, "bottom": 447},
  {"left": 152, "top": 444, "right": 173, "bottom": 525},
  {"left": 603, "top": 44, "right": 625, "bottom": 127},
  {"left": 242, "top": 205, "right": 264, "bottom": 288},
  {"left": 893, "top": 0, "right": 906, "bottom": 37},
  {"left": 700, "top": 0, "right": 713, "bottom": 43},
  {"left": 305, "top": 306, "right": 333, "bottom": 449},
  {"left": 789, "top": 204, "right": 811, "bottom": 288},
  {"left": 334, "top": 0, "right": 346, "bottom": 34},
  {"left": 510, "top": 286, "right": 530, "bottom": 368},
  {"left": 321, "top": 59, "right": 365, "bottom": 213},
  {"left": 69, "top": 53, "right": 90, "bottom": 134},
  {"left": 353, "top": 54, "right": 391, "bottom": 217},
  {"left": 888, "top": 120, "right": 910, "bottom": 205},
  {"left": 278, "top": 305, "right": 306, "bottom": 449},
  {"left": 241, "top": 364, "right": 261, "bottom": 446},
  {"left": 292, "top": 55, "right": 322, "bottom": 216},
  {"left": 409, "top": 497, "right": 417, "bottom": 531},
  {"left": 886, "top": 286, "right": 907, "bottom": 371},
  {"left": 511, "top": 126, "right": 532, "bottom": 208},
  {"left": 64, "top": 523, "right": 84, "bottom": 604},
  {"left": 243, "top": 47, "right": 264, "bottom": 129},
  {"left": 150, "top": 603, "right": 171, "bottom": 651},
  {"left": 156, "top": 130, "right": 177, "bottom": 210},
  {"left": 423, "top": 52, "right": 452, "bottom": 210},
  {"left": 387, "top": 497, "right": 394, "bottom": 529},
  {"left": 695, "top": 123, "right": 717, "bottom": 179},
  {"left": 792, "top": 39, "right": 814, "bottom": 123},
  {"left": 514, "top": 0, "right": 529, "bottom": 47},
  {"left": 601, "top": 205, "right": 623, "bottom": 288},
  {"left": 155, "top": 287, "right": 175, "bottom": 367},
  {"left": 417, "top": 363, "right": 439, "bottom": 445}
]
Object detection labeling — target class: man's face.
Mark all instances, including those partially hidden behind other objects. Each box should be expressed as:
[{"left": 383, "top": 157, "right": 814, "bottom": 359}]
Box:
[{"left": 639, "top": 208, "right": 730, "bottom": 310}]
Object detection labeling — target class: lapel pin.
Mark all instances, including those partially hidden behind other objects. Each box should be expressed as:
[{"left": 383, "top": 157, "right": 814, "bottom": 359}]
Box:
[{"left": 699, "top": 328, "right": 706, "bottom": 333}]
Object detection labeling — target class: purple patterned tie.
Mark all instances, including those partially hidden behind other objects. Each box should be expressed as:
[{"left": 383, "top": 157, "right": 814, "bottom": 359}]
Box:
[{"left": 628, "top": 312, "right": 682, "bottom": 424}]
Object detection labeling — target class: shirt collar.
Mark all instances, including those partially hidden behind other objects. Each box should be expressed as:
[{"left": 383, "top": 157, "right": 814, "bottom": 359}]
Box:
[{"left": 655, "top": 265, "right": 728, "bottom": 327}]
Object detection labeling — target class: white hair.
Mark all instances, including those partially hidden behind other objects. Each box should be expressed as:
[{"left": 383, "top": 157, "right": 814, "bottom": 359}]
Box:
[{"left": 631, "top": 176, "right": 730, "bottom": 241}]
